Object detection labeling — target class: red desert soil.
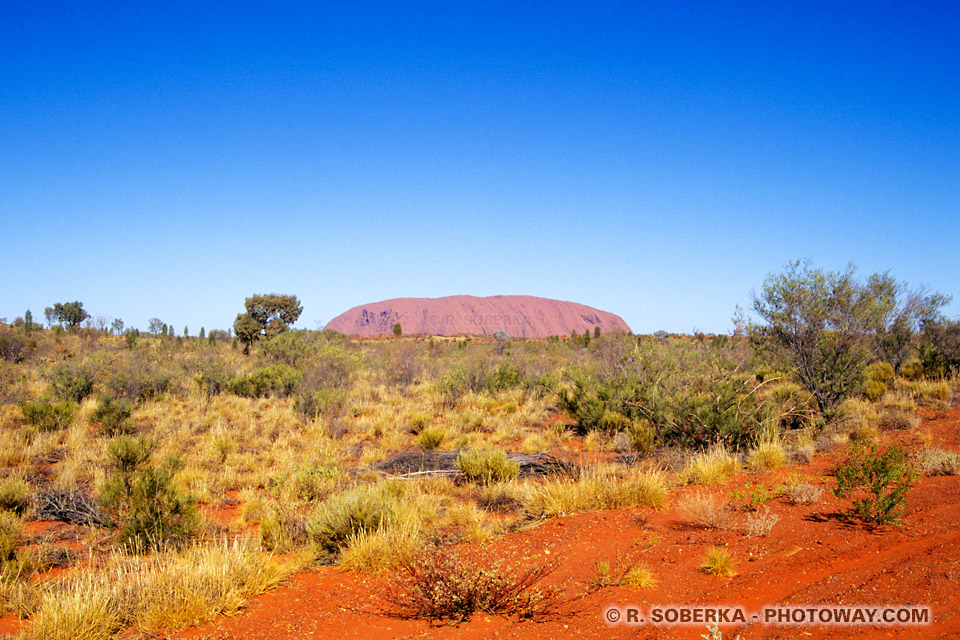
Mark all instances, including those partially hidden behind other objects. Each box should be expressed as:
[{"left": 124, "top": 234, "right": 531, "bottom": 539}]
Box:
[
  {"left": 171, "top": 407, "right": 960, "bottom": 640},
  {"left": 323, "top": 295, "right": 632, "bottom": 338}
]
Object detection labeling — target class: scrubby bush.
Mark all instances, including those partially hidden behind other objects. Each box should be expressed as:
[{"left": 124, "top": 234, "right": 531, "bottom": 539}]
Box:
[
  {"left": 102, "top": 356, "right": 173, "bottom": 402},
  {"left": 0, "top": 477, "right": 31, "bottom": 515},
  {"left": 700, "top": 546, "right": 736, "bottom": 577},
  {"left": 91, "top": 396, "right": 134, "bottom": 437},
  {"left": 49, "top": 363, "right": 94, "bottom": 402},
  {"left": 387, "top": 546, "right": 561, "bottom": 622},
  {"left": 229, "top": 364, "right": 302, "bottom": 398},
  {"left": 456, "top": 448, "right": 520, "bottom": 485},
  {"left": 415, "top": 427, "right": 446, "bottom": 450},
  {"left": 20, "top": 399, "right": 75, "bottom": 431},
  {"left": 100, "top": 436, "right": 198, "bottom": 551},
  {"left": 834, "top": 443, "right": 915, "bottom": 525}
]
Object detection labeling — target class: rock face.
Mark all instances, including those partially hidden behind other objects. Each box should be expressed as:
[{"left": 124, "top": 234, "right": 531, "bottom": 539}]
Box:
[{"left": 324, "top": 295, "right": 632, "bottom": 338}]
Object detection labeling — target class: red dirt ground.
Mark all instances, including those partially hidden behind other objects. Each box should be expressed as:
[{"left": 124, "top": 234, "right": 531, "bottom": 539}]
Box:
[
  {"left": 171, "top": 407, "right": 960, "bottom": 640},
  {"left": 3, "top": 409, "right": 958, "bottom": 640}
]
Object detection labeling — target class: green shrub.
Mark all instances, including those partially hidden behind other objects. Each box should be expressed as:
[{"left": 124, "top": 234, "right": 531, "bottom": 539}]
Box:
[
  {"left": 294, "top": 387, "right": 347, "bottom": 421},
  {"left": 864, "top": 361, "right": 894, "bottom": 386},
  {"left": 456, "top": 448, "right": 520, "bottom": 485},
  {"left": 834, "top": 443, "right": 915, "bottom": 525},
  {"left": 0, "top": 511, "right": 21, "bottom": 563},
  {"left": 20, "top": 399, "right": 75, "bottom": 431},
  {"left": 100, "top": 436, "right": 198, "bottom": 551},
  {"left": 49, "top": 364, "right": 94, "bottom": 402},
  {"left": 486, "top": 360, "right": 525, "bottom": 394},
  {"left": 0, "top": 478, "right": 31, "bottom": 516},
  {"left": 415, "top": 427, "right": 447, "bottom": 450},
  {"left": 229, "top": 364, "right": 302, "bottom": 398},
  {"left": 863, "top": 380, "right": 887, "bottom": 402},
  {"left": 91, "top": 396, "right": 134, "bottom": 437}
]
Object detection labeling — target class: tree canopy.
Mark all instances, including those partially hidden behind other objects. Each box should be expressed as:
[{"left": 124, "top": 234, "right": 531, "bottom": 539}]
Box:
[
  {"left": 46, "top": 301, "right": 90, "bottom": 328},
  {"left": 233, "top": 293, "right": 303, "bottom": 353}
]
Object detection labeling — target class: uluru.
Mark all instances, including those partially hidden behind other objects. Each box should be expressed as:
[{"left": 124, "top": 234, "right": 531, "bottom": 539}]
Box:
[{"left": 324, "top": 295, "right": 632, "bottom": 338}]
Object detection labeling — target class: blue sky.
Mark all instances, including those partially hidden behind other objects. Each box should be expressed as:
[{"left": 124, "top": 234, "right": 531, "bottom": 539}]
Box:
[{"left": 2, "top": 1, "right": 958, "bottom": 334}]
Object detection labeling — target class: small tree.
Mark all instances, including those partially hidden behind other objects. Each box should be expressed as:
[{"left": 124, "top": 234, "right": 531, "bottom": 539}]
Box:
[
  {"left": 50, "top": 301, "right": 90, "bottom": 329},
  {"left": 594, "top": 326, "right": 601, "bottom": 339},
  {"left": 148, "top": 318, "right": 164, "bottom": 335},
  {"left": 233, "top": 293, "right": 303, "bottom": 354},
  {"left": 393, "top": 322, "right": 403, "bottom": 337},
  {"left": 741, "top": 261, "right": 910, "bottom": 415},
  {"left": 111, "top": 318, "right": 125, "bottom": 335},
  {"left": 199, "top": 327, "right": 205, "bottom": 339}
]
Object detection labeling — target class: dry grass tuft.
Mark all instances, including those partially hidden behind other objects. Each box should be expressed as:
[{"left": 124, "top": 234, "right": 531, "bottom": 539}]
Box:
[
  {"left": 700, "top": 546, "right": 736, "bottom": 577},
  {"left": 676, "top": 491, "right": 732, "bottom": 530},
  {"left": 677, "top": 447, "right": 740, "bottom": 485}
]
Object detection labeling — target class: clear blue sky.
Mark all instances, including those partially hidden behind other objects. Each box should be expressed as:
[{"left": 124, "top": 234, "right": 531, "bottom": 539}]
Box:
[{"left": 2, "top": 1, "right": 958, "bottom": 334}]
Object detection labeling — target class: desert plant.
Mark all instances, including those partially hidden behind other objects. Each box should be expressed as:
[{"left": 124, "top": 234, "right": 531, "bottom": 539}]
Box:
[
  {"left": 0, "top": 477, "right": 31, "bottom": 516},
  {"left": 677, "top": 491, "right": 732, "bottom": 530},
  {"left": 747, "top": 436, "right": 787, "bottom": 471},
  {"left": 744, "top": 506, "right": 780, "bottom": 537},
  {"left": 912, "top": 448, "right": 960, "bottom": 476},
  {"left": 677, "top": 446, "right": 740, "bottom": 485},
  {"left": 229, "top": 364, "right": 302, "bottom": 398},
  {"left": 387, "top": 545, "right": 561, "bottom": 622},
  {"left": 782, "top": 476, "right": 824, "bottom": 505},
  {"left": 20, "top": 398, "right": 75, "bottom": 431},
  {"left": 100, "top": 436, "right": 198, "bottom": 550},
  {"left": 456, "top": 448, "right": 520, "bottom": 485},
  {"left": 49, "top": 363, "right": 95, "bottom": 402},
  {"left": 306, "top": 483, "right": 409, "bottom": 558},
  {"left": 833, "top": 443, "right": 915, "bottom": 525},
  {"left": 700, "top": 546, "right": 736, "bottom": 577},
  {"left": 91, "top": 396, "right": 134, "bottom": 437},
  {"left": 415, "top": 426, "right": 447, "bottom": 450}
]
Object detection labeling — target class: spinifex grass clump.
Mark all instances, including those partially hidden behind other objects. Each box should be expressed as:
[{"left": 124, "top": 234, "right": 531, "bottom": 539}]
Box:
[{"left": 456, "top": 447, "right": 520, "bottom": 485}]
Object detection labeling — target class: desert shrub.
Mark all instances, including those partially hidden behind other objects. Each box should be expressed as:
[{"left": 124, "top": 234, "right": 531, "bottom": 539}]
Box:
[
  {"left": 864, "top": 361, "right": 894, "bottom": 386},
  {"left": 485, "top": 359, "right": 525, "bottom": 394},
  {"left": 728, "top": 482, "right": 778, "bottom": 511},
  {"left": 782, "top": 478, "right": 824, "bottom": 505},
  {"left": 676, "top": 491, "right": 732, "bottom": 529},
  {"left": 102, "top": 355, "right": 174, "bottom": 402},
  {"left": 49, "top": 363, "right": 95, "bottom": 402},
  {"left": 456, "top": 448, "right": 520, "bottom": 485},
  {"left": 0, "top": 331, "right": 32, "bottom": 363},
  {"left": 877, "top": 409, "right": 920, "bottom": 431},
  {"left": 20, "top": 398, "right": 75, "bottom": 432},
  {"left": 259, "top": 330, "right": 318, "bottom": 367},
  {"left": 863, "top": 380, "right": 887, "bottom": 402},
  {"left": 100, "top": 436, "right": 198, "bottom": 551},
  {"left": 229, "top": 364, "right": 302, "bottom": 398},
  {"left": 559, "top": 340, "right": 775, "bottom": 449},
  {"left": 701, "top": 546, "right": 736, "bottom": 577},
  {"left": 387, "top": 545, "right": 561, "bottom": 622},
  {"left": 744, "top": 506, "right": 779, "bottom": 537},
  {"left": 415, "top": 427, "right": 447, "bottom": 450},
  {"left": 912, "top": 448, "right": 960, "bottom": 476},
  {"left": 0, "top": 511, "right": 21, "bottom": 563},
  {"left": 259, "top": 506, "right": 308, "bottom": 552},
  {"left": 294, "top": 387, "right": 348, "bottom": 423},
  {"left": 91, "top": 396, "right": 134, "bottom": 437},
  {"left": 0, "top": 478, "right": 31, "bottom": 516},
  {"left": 833, "top": 443, "right": 915, "bottom": 525},
  {"left": 271, "top": 462, "right": 342, "bottom": 504},
  {"left": 306, "top": 483, "right": 408, "bottom": 558}
]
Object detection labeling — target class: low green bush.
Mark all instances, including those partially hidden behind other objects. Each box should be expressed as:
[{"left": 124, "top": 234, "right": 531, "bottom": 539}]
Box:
[
  {"left": 834, "top": 443, "right": 915, "bottom": 525},
  {"left": 229, "top": 364, "right": 302, "bottom": 398},
  {"left": 91, "top": 396, "right": 134, "bottom": 437},
  {"left": 456, "top": 448, "right": 520, "bottom": 485},
  {"left": 20, "top": 399, "right": 75, "bottom": 431}
]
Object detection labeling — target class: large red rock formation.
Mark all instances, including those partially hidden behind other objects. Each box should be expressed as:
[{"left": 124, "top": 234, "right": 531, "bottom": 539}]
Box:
[{"left": 324, "top": 295, "right": 631, "bottom": 338}]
